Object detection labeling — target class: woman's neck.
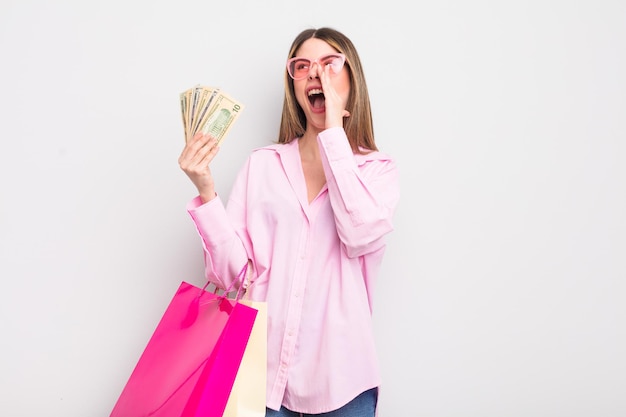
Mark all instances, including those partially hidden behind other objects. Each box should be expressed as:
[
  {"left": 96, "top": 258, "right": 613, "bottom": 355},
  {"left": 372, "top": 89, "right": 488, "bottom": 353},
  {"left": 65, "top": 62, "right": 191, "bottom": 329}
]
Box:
[{"left": 298, "top": 130, "right": 321, "bottom": 161}]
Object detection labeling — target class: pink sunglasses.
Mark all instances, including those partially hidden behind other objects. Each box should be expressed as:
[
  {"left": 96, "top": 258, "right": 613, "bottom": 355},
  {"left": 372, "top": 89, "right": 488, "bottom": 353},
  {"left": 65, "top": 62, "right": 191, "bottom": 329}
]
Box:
[{"left": 286, "top": 53, "right": 346, "bottom": 80}]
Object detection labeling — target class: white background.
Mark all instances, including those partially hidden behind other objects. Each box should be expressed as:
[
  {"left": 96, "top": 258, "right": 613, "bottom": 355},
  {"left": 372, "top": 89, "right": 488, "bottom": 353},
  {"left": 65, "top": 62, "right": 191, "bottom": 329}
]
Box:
[{"left": 1, "top": 1, "right": 625, "bottom": 416}]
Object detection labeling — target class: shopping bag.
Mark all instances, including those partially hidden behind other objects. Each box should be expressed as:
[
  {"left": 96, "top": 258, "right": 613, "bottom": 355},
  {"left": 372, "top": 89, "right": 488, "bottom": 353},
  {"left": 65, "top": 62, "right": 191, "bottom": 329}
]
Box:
[
  {"left": 110, "top": 265, "right": 257, "bottom": 417},
  {"left": 223, "top": 298, "right": 267, "bottom": 417}
]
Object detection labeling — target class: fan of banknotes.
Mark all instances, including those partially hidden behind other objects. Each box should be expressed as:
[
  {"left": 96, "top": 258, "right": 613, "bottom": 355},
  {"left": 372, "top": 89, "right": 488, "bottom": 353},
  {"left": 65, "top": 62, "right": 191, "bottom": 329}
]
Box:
[{"left": 180, "top": 85, "right": 244, "bottom": 144}]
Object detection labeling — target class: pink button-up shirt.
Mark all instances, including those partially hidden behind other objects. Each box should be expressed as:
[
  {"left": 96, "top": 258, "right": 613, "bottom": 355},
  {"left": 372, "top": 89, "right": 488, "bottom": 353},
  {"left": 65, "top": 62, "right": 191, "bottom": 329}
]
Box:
[{"left": 187, "top": 127, "right": 399, "bottom": 413}]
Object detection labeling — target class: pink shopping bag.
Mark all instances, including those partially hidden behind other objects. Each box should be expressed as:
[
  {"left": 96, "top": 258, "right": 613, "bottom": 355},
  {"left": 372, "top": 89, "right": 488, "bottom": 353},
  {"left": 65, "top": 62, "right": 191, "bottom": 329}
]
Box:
[{"left": 110, "top": 266, "right": 257, "bottom": 417}]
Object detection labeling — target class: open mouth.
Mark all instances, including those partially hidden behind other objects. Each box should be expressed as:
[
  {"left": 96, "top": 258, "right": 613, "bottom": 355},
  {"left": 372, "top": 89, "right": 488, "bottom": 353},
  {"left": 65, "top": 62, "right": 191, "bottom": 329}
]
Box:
[{"left": 308, "top": 88, "right": 325, "bottom": 109}]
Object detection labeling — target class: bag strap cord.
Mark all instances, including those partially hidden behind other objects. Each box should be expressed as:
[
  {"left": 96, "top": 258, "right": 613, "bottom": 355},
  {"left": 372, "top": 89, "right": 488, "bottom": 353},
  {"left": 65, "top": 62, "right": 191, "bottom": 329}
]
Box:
[{"left": 199, "top": 261, "right": 250, "bottom": 302}]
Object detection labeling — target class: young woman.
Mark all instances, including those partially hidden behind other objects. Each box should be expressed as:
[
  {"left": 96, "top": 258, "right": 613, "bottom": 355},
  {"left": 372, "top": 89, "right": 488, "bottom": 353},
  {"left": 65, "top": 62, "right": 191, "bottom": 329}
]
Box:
[{"left": 179, "top": 27, "right": 400, "bottom": 417}]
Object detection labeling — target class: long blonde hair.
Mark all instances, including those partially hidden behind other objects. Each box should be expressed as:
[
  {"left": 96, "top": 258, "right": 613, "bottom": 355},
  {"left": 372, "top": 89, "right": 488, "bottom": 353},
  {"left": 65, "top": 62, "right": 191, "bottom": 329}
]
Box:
[{"left": 277, "top": 27, "right": 378, "bottom": 153}]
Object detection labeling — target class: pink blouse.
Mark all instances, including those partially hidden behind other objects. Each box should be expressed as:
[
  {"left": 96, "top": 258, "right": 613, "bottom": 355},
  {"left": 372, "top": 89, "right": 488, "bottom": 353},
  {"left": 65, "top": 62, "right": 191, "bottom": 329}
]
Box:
[{"left": 187, "top": 127, "right": 400, "bottom": 413}]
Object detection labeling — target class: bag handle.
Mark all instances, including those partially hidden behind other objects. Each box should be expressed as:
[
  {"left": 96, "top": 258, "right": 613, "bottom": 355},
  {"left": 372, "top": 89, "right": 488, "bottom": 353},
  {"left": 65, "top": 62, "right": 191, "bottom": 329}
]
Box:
[{"left": 199, "top": 261, "right": 250, "bottom": 302}]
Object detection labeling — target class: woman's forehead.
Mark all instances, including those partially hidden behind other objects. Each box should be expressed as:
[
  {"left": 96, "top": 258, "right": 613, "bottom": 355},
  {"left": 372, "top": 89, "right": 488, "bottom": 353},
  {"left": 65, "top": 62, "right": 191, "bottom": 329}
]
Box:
[{"left": 295, "top": 38, "right": 338, "bottom": 57}]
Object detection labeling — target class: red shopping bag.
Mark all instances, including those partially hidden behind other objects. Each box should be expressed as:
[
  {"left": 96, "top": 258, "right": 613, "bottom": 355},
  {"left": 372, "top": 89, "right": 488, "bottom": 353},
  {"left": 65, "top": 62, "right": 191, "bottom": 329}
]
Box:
[{"left": 110, "top": 265, "right": 257, "bottom": 417}]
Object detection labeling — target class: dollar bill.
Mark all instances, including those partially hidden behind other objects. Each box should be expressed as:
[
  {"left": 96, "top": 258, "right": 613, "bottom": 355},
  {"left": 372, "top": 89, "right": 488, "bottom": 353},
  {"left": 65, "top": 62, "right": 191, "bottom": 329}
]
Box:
[
  {"left": 191, "top": 87, "right": 218, "bottom": 136},
  {"left": 198, "top": 90, "right": 245, "bottom": 145},
  {"left": 179, "top": 85, "right": 244, "bottom": 144}
]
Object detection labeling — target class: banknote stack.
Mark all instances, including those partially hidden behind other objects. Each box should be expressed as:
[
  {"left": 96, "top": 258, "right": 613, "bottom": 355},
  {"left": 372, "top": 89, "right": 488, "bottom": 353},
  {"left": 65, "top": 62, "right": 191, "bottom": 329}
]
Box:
[{"left": 180, "top": 85, "right": 244, "bottom": 144}]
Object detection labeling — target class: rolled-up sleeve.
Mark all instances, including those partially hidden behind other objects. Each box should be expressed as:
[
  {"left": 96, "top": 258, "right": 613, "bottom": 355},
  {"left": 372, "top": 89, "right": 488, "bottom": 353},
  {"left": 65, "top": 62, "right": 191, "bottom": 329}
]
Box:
[
  {"left": 187, "top": 195, "right": 248, "bottom": 290},
  {"left": 318, "top": 127, "right": 400, "bottom": 258}
]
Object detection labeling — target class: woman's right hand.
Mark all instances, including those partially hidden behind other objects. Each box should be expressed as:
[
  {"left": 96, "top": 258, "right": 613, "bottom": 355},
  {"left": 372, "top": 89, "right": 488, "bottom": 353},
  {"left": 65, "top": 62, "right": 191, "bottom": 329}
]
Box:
[{"left": 178, "top": 132, "right": 220, "bottom": 203}]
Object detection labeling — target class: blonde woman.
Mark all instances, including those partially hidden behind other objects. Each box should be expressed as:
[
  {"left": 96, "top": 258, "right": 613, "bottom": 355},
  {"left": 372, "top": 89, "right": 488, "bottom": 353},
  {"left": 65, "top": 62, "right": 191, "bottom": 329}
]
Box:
[{"left": 179, "top": 27, "right": 400, "bottom": 417}]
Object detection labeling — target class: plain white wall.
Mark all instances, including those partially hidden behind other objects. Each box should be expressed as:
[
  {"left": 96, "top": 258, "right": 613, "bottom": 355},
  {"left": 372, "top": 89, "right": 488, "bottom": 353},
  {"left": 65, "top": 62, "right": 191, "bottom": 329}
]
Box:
[{"left": 1, "top": 1, "right": 625, "bottom": 416}]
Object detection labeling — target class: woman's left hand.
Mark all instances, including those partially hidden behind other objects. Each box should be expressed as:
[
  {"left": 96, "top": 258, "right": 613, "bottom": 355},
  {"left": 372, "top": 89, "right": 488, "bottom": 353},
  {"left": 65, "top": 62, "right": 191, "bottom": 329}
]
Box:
[{"left": 319, "top": 65, "right": 350, "bottom": 129}]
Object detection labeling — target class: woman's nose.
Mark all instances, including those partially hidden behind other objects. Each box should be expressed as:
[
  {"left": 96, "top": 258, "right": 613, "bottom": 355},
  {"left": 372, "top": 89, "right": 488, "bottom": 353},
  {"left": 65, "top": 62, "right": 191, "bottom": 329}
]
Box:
[{"left": 307, "top": 61, "right": 320, "bottom": 80}]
